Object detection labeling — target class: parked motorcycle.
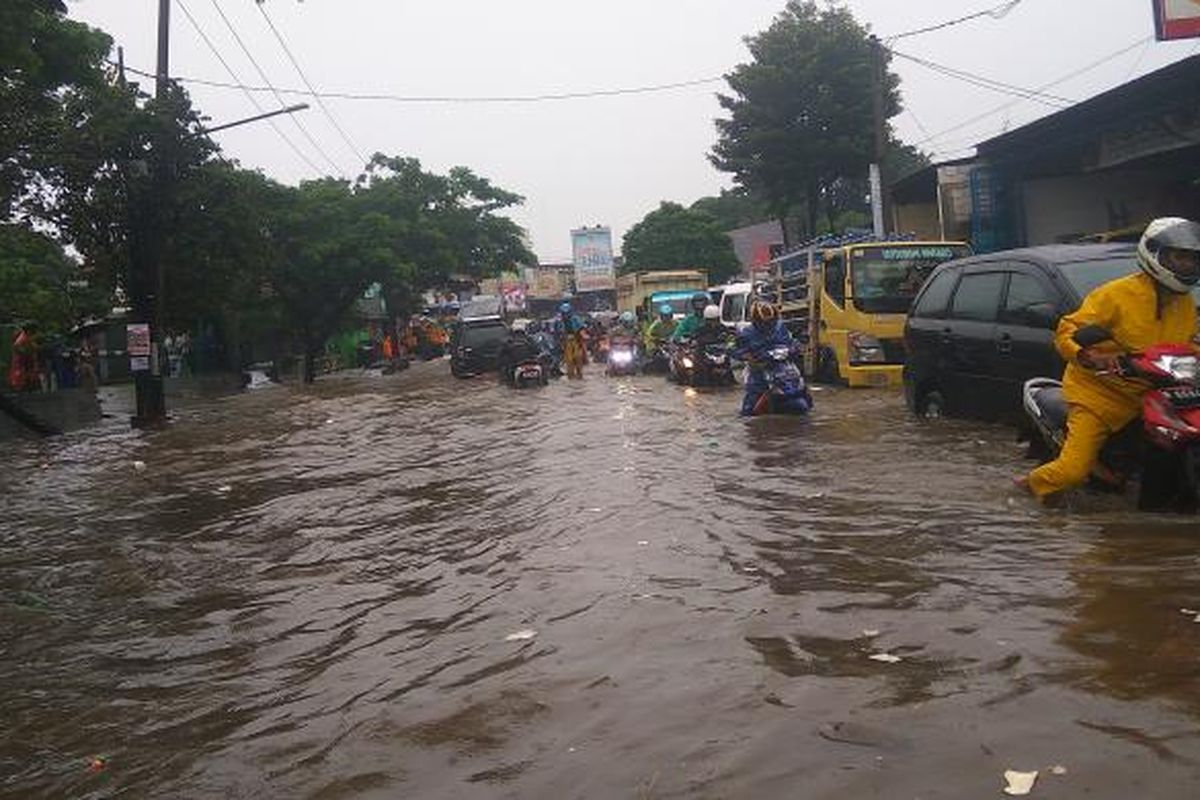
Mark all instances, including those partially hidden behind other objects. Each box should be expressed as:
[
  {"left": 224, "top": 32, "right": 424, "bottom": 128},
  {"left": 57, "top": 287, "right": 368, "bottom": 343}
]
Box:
[
  {"left": 606, "top": 335, "right": 640, "bottom": 377},
  {"left": 1023, "top": 324, "right": 1200, "bottom": 511},
  {"left": 670, "top": 339, "right": 735, "bottom": 386},
  {"left": 749, "top": 345, "right": 813, "bottom": 416}
]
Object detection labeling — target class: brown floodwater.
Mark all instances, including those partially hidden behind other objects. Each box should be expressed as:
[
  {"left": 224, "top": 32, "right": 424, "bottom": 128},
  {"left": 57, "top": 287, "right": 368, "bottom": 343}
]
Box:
[{"left": 2, "top": 362, "right": 1199, "bottom": 799}]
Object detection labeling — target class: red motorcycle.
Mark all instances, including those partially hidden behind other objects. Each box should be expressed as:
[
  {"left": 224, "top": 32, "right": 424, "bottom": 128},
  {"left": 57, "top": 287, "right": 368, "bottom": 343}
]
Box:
[{"left": 1023, "top": 325, "right": 1200, "bottom": 511}]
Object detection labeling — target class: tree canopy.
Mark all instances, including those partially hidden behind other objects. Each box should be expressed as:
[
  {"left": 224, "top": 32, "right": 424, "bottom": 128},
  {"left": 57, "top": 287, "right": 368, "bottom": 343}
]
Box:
[
  {"left": 710, "top": 0, "right": 905, "bottom": 243},
  {"left": 1, "top": 2, "right": 533, "bottom": 384},
  {"left": 622, "top": 202, "right": 740, "bottom": 283}
]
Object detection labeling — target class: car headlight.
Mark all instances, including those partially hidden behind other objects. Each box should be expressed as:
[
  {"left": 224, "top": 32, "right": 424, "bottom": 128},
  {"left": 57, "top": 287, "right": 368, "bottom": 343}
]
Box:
[{"left": 848, "top": 332, "right": 885, "bottom": 364}]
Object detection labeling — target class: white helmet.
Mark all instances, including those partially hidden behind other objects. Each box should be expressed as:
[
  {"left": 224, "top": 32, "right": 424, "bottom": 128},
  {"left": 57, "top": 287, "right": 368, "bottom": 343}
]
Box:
[
  {"left": 1137, "top": 217, "right": 1200, "bottom": 294},
  {"left": 703, "top": 304, "right": 721, "bottom": 321}
]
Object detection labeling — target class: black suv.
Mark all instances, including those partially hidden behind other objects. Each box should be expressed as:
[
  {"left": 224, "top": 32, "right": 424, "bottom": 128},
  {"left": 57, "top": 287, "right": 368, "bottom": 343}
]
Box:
[
  {"left": 450, "top": 319, "right": 508, "bottom": 378},
  {"left": 903, "top": 244, "right": 1145, "bottom": 421}
]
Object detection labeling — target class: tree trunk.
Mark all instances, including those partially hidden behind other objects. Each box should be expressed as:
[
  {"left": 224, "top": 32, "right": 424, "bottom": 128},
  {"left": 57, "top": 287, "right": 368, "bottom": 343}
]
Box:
[
  {"left": 303, "top": 348, "right": 316, "bottom": 384},
  {"left": 777, "top": 215, "right": 791, "bottom": 251},
  {"left": 806, "top": 185, "right": 820, "bottom": 240}
]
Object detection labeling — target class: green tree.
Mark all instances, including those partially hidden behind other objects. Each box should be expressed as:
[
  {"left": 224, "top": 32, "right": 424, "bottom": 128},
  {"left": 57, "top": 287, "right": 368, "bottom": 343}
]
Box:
[
  {"left": 0, "top": 224, "right": 96, "bottom": 338},
  {"left": 711, "top": 0, "right": 902, "bottom": 243},
  {"left": 689, "top": 188, "right": 774, "bottom": 233},
  {"left": 1, "top": 0, "right": 112, "bottom": 220},
  {"left": 622, "top": 202, "right": 740, "bottom": 283}
]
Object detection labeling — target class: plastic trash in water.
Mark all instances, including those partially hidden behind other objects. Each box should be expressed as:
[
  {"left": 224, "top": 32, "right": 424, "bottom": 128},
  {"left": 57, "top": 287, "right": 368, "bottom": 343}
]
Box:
[
  {"left": 868, "top": 653, "right": 902, "bottom": 664},
  {"left": 1049, "top": 765, "right": 1067, "bottom": 776},
  {"left": 215, "top": 485, "right": 232, "bottom": 495},
  {"left": 1003, "top": 769, "right": 1038, "bottom": 796},
  {"left": 861, "top": 629, "right": 881, "bottom": 638},
  {"left": 133, "top": 460, "right": 147, "bottom": 472},
  {"left": 504, "top": 629, "right": 537, "bottom": 642},
  {"left": 87, "top": 755, "right": 107, "bottom": 773}
]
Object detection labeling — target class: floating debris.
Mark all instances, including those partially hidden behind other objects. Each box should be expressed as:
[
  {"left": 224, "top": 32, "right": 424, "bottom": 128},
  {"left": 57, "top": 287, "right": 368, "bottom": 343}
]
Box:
[
  {"left": 1003, "top": 769, "right": 1038, "bottom": 796},
  {"left": 1049, "top": 765, "right": 1067, "bottom": 776},
  {"left": 861, "top": 629, "right": 881, "bottom": 638},
  {"left": 868, "top": 653, "right": 902, "bottom": 664},
  {"left": 133, "top": 460, "right": 147, "bottom": 472},
  {"left": 504, "top": 629, "right": 538, "bottom": 642}
]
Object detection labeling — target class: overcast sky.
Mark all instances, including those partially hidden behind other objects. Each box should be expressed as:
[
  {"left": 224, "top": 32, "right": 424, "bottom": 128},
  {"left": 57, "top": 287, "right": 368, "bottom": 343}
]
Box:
[{"left": 68, "top": 1, "right": 1200, "bottom": 262}]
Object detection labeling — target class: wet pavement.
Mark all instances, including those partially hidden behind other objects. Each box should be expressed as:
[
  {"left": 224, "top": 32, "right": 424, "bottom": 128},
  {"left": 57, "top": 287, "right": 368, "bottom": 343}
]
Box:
[{"left": 3, "top": 361, "right": 1200, "bottom": 798}]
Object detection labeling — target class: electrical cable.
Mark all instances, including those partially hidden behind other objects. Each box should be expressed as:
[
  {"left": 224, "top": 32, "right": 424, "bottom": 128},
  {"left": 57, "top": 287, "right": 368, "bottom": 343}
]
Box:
[
  {"left": 890, "top": 49, "right": 1074, "bottom": 108},
  {"left": 253, "top": 0, "right": 367, "bottom": 167},
  {"left": 172, "top": 0, "right": 323, "bottom": 174},
  {"left": 188, "top": 0, "right": 344, "bottom": 175},
  {"left": 915, "top": 36, "right": 1153, "bottom": 148},
  {"left": 885, "top": 0, "right": 1026, "bottom": 42},
  {"left": 112, "top": 64, "right": 725, "bottom": 104}
]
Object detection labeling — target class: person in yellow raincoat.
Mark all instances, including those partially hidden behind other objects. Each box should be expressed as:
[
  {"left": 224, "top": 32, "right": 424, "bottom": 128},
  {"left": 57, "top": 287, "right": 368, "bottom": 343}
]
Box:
[
  {"left": 1021, "top": 218, "right": 1200, "bottom": 499},
  {"left": 557, "top": 302, "right": 588, "bottom": 379}
]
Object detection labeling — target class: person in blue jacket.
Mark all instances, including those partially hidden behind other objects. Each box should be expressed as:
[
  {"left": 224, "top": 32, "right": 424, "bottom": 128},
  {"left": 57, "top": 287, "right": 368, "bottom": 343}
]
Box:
[{"left": 731, "top": 301, "right": 812, "bottom": 416}]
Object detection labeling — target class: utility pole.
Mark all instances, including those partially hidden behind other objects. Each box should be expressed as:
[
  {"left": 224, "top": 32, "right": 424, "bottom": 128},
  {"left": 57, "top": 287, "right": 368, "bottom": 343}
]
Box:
[
  {"left": 129, "top": 0, "right": 171, "bottom": 427},
  {"left": 869, "top": 35, "right": 887, "bottom": 239}
]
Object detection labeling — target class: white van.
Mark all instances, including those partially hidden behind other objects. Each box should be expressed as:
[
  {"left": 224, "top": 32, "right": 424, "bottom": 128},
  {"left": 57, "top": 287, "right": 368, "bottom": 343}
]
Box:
[{"left": 716, "top": 281, "right": 754, "bottom": 330}]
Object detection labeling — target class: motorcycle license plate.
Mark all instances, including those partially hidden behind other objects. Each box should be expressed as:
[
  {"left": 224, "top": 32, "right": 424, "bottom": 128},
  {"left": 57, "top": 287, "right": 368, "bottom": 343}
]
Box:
[
  {"left": 1165, "top": 386, "right": 1200, "bottom": 409},
  {"left": 518, "top": 367, "right": 541, "bottom": 378}
]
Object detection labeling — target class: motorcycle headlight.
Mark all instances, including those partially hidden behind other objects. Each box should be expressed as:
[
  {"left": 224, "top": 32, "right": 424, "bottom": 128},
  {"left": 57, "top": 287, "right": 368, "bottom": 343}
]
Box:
[
  {"left": 611, "top": 351, "right": 633, "bottom": 365},
  {"left": 1153, "top": 355, "right": 1199, "bottom": 382}
]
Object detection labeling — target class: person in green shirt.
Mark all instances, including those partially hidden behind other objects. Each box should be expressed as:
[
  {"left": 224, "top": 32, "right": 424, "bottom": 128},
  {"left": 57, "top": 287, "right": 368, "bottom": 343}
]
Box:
[
  {"left": 643, "top": 303, "right": 677, "bottom": 351},
  {"left": 671, "top": 292, "right": 714, "bottom": 342}
]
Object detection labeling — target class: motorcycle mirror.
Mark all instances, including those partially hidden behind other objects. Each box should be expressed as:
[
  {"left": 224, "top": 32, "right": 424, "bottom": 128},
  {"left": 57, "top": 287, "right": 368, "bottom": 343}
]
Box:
[{"left": 1072, "top": 325, "right": 1113, "bottom": 348}]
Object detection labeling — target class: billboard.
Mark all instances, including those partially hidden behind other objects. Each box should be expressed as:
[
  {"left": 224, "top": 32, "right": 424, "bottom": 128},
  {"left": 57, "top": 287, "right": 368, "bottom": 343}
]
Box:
[
  {"left": 1153, "top": 0, "right": 1200, "bottom": 40},
  {"left": 571, "top": 226, "right": 615, "bottom": 293}
]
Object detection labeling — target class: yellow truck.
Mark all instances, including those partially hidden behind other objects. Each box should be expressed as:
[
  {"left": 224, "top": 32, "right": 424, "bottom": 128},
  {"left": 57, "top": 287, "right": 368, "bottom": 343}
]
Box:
[
  {"left": 616, "top": 270, "right": 709, "bottom": 319},
  {"left": 763, "top": 237, "right": 970, "bottom": 387}
]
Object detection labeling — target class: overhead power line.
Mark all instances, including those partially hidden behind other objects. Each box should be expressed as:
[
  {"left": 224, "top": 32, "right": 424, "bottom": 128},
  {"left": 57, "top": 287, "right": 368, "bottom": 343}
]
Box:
[
  {"left": 172, "top": 0, "right": 323, "bottom": 174},
  {"left": 114, "top": 64, "right": 725, "bottom": 104},
  {"left": 886, "top": 0, "right": 1027, "bottom": 42},
  {"left": 253, "top": 0, "right": 366, "bottom": 168},
  {"left": 890, "top": 49, "right": 1074, "bottom": 109},
  {"left": 193, "top": 0, "right": 344, "bottom": 175},
  {"left": 915, "top": 36, "right": 1153, "bottom": 148}
]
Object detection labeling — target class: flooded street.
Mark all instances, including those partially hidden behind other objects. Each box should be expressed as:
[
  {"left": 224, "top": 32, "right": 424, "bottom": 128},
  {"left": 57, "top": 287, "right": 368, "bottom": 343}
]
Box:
[{"left": 3, "top": 362, "right": 1200, "bottom": 799}]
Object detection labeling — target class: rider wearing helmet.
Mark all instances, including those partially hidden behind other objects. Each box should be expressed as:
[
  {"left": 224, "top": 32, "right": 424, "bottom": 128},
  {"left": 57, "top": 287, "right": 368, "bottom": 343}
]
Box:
[
  {"left": 644, "top": 302, "right": 677, "bottom": 351},
  {"left": 1021, "top": 217, "right": 1200, "bottom": 498},
  {"left": 693, "top": 304, "right": 727, "bottom": 347},
  {"left": 557, "top": 301, "right": 588, "bottom": 379},
  {"left": 671, "top": 292, "right": 716, "bottom": 342},
  {"left": 732, "top": 300, "right": 810, "bottom": 416}
]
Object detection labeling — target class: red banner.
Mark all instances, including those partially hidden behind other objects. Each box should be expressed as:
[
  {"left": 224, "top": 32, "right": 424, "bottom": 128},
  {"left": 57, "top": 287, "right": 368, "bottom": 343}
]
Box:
[{"left": 1154, "top": 0, "right": 1200, "bottom": 40}]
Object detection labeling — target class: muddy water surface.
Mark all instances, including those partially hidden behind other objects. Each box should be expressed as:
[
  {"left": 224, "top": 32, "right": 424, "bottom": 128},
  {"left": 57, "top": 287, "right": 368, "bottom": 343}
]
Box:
[{"left": 3, "top": 362, "right": 1200, "bottom": 798}]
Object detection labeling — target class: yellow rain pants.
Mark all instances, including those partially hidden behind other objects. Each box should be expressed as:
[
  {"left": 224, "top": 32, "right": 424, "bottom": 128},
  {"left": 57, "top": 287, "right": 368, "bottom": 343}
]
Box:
[
  {"left": 563, "top": 332, "right": 586, "bottom": 379},
  {"left": 1028, "top": 272, "right": 1197, "bottom": 498}
]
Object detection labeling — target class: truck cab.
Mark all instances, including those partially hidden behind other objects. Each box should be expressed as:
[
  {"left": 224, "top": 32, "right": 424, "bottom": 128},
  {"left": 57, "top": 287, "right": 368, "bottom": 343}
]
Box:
[{"left": 766, "top": 237, "right": 971, "bottom": 387}]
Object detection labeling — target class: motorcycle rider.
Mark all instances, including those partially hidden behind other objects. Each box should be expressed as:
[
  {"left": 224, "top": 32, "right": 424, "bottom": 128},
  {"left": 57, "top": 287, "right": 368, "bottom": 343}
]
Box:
[
  {"left": 644, "top": 303, "right": 676, "bottom": 351},
  {"left": 733, "top": 300, "right": 812, "bottom": 417},
  {"left": 497, "top": 323, "right": 543, "bottom": 385},
  {"left": 693, "top": 305, "right": 728, "bottom": 347},
  {"left": 1019, "top": 217, "right": 1200, "bottom": 498},
  {"left": 557, "top": 301, "right": 588, "bottom": 379},
  {"left": 671, "top": 292, "right": 715, "bottom": 342}
]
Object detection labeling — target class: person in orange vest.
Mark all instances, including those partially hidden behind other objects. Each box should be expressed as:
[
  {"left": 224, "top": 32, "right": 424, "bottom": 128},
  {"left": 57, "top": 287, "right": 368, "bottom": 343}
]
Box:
[{"left": 7, "top": 327, "right": 39, "bottom": 392}]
